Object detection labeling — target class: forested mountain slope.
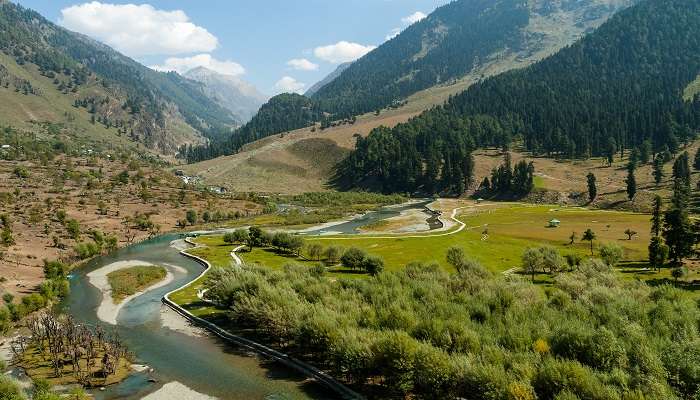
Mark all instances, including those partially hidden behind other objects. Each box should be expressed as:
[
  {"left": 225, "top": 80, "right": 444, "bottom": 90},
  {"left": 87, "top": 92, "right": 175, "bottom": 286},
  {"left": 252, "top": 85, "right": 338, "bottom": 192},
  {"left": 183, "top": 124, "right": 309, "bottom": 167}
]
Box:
[
  {"left": 0, "top": 2, "right": 236, "bottom": 154},
  {"left": 181, "top": 93, "right": 325, "bottom": 162},
  {"left": 335, "top": 0, "right": 700, "bottom": 194},
  {"left": 312, "top": 0, "right": 637, "bottom": 119},
  {"left": 184, "top": 0, "right": 635, "bottom": 163}
]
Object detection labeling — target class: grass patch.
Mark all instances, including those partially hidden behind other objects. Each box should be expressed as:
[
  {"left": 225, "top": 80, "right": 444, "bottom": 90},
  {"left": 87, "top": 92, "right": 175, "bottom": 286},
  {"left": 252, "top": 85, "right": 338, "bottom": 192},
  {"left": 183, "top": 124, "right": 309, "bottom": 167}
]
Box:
[
  {"left": 107, "top": 265, "right": 167, "bottom": 302},
  {"left": 18, "top": 345, "right": 131, "bottom": 387}
]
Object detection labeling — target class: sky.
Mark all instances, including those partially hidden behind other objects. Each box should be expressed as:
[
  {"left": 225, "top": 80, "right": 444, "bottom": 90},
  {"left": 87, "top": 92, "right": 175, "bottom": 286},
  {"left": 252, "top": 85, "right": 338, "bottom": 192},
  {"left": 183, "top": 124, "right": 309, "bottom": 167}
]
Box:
[{"left": 16, "top": 0, "right": 448, "bottom": 95}]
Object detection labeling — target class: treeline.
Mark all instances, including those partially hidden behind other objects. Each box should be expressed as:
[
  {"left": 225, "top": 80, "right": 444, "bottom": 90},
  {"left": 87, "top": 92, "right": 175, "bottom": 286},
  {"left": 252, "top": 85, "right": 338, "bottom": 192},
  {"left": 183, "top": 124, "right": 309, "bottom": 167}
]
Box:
[
  {"left": 180, "top": 93, "right": 325, "bottom": 162},
  {"left": 334, "top": 0, "right": 700, "bottom": 194},
  {"left": 204, "top": 256, "right": 699, "bottom": 399},
  {"left": 332, "top": 114, "right": 516, "bottom": 194}
]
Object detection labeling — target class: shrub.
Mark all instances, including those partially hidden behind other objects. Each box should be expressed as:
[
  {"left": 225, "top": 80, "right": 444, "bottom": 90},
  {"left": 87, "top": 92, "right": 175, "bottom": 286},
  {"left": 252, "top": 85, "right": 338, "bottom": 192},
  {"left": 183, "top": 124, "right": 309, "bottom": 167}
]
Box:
[
  {"left": 599, "top": 243, "right": 624, "bottom": 267},
  {"left": 341, "top": 247, "right": 367, "bottom": 270},
  {"left": 362, "top": 256, "right": 385, "bottom": 276}
]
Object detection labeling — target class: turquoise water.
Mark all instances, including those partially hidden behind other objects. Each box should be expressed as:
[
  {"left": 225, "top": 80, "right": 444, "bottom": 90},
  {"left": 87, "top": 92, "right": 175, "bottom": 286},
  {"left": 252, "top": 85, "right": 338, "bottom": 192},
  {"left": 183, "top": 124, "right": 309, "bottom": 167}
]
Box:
[
  {"left": 63, "top": 234, "right": 335, "bottom": 400},
  {"left": 63, "top": 201, "right": 432, "bottom": 398}
]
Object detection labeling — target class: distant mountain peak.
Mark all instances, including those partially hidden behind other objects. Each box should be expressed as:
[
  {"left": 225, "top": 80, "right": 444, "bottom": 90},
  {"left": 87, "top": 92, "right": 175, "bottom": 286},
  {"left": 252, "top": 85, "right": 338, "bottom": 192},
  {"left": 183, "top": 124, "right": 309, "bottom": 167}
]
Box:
[
  {"left": 305, "top": 62, "right": 352, "bottom": 97},
  {"left": 183, "top": 67, "right": 268, "bottom": 125}
]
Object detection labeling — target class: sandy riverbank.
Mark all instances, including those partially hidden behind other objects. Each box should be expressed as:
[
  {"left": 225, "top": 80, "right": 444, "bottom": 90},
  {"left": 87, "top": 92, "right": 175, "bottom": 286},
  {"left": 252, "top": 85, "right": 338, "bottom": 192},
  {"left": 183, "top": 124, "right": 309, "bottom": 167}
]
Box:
[
  {"left": 142, "top": 381, "right": 216, "bottom": 400},
  {"left": 87, "top": 260, "right": 176, "bottom": 325}
]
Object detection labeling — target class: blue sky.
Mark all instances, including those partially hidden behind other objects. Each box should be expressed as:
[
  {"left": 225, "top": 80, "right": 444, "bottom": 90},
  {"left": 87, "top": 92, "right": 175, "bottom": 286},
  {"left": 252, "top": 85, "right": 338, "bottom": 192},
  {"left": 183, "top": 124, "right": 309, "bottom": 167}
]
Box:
[{"left": 16, "top": 0, "right": 447, "bottom": 95}]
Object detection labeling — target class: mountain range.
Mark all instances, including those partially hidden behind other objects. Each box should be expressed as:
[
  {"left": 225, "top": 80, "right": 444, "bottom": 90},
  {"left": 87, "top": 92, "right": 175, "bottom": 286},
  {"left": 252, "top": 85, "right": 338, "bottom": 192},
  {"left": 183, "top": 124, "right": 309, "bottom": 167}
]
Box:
[
  {"left": 184, "top": 67, "right": 267, "bottom": 125},
  {"left": 184, "top": 0, "right": 638, "bottom": 162},
  {"left": 0, "top": 1, "right": 238, "bottom": 155}
]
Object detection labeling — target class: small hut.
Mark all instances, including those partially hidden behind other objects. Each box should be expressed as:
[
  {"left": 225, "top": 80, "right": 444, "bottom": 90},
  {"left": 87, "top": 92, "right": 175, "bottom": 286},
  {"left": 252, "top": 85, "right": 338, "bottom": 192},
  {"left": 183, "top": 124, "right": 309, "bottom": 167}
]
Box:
[{"left": 548, "top": 219, "right": 561, "bottom": 228}]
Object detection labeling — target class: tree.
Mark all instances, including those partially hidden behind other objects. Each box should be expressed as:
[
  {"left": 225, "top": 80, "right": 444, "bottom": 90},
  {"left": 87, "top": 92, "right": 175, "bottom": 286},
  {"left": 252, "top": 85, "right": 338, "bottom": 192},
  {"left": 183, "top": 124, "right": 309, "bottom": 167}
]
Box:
[
  {"left": 306, "top": 243, "right": 324, "bottom": 261},
  {"left": 521, "top": 248, "right": 544, "bottom": 281},
  {"left": 324, "top": 246, "right": 342, "bottom": 264},
  {"left": 648, "top": 236, "right": 669, "bottom": 271},
  {"left": 624, "top": 229, "right": 637, "bottom": 240},
  {"left": 639, "top": 140, "right": 652, "bottom": 164},
  {"left": 599, "top": 243, "right": 623, "bottom": 267},
  {"left": 694, "top": 147, "right": 700, "bottom": 171},
  {"left": 540, "top": 246, "right": 565, "bottom": 274},
  {"left": 651, "top": 195, "right": 663, "bottom": 237},
  {"left": 625, "top": 165, "right": 636, "bottom": 201},
  {"left": 671, "top": 266, "right": 687, "bottom": 282},
  {"left": 582, "top": 229, "right": 596, "bottom": 255},
  {"left": 341, "top": 248, "right": 367, "bottom": 271},
  {"left": 663, "top": 153, "right": 694, "bottom": 264},
  {"left": 66, "top": 219, "right": 80, "bottom": 241},
  {"left": 586, "top": 173, "right": 597, "bottom": 202},
  {"left": 653, "top": 156, "right": 664, "bottom": 185},
  {"left": 362, "top": 256, "right": 385, "bottom": 276},
  {"left": 605, "top": 138, "right": 616, "bottom": 166},
  {"left": 446, "top": 246, "right": 465, "bottom": 270},
  {"left": 185, "top": 210, "right": 197, "bottom": 226}
]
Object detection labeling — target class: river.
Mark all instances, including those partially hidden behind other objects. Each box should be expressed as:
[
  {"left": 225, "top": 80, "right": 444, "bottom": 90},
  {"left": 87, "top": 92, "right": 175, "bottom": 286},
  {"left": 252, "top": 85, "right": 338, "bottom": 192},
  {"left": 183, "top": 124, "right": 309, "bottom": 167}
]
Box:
[{"left": 59, "top": 200, "right": 435, "bottom": 399}]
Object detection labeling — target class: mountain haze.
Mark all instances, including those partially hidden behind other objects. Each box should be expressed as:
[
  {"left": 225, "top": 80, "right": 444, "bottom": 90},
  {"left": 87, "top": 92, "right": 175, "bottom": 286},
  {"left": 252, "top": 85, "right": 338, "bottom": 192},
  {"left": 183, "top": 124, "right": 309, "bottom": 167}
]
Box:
[
  {"left": 304, "top": 62, "right": 352, "bottom": 97},
  {"left": 184, "top": 67, "right": 268, "bottom": 125}
]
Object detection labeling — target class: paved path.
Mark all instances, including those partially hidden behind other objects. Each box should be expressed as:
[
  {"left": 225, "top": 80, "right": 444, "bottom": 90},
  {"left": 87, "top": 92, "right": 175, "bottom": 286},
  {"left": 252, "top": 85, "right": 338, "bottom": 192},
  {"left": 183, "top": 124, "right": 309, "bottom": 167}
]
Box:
[{"left": 230, "top": 245, "right": 245, "bottom": 266}]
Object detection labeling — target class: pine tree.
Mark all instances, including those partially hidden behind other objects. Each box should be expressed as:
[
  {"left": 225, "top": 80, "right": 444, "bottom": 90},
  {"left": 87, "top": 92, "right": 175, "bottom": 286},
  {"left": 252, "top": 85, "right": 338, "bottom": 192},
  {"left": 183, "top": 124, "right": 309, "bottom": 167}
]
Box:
[
  {"left": 651, "top": 195, "right": 662, "bottom": 237},
  {"left": 625, "top": 164, "right": 636, "bottom": 201},
  {"left": 586, "top": 173, "right": 597, "bottom": 202},
  {"left": 663, "top": 153, "right": 694, "bottom": 264},
  {"left": 694, "top": 147, "right": 700, "bottom": 171},
  {"left": 653, "top": 156, "right": 664, "bottom": 185}
]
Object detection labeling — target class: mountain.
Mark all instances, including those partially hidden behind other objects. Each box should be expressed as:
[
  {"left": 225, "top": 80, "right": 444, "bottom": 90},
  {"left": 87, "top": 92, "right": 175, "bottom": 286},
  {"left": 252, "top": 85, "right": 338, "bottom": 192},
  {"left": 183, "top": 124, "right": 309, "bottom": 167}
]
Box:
[
  {"left": 0, "top": 1, "right": 236, "bottom": 154},
  {"left": 335, "top": 0, "right": 700, "bottom": 194},
  {"left": 312, "top": 0, "right": 637, "bottom": 118},
  {"left": 184, "top": 67, "right": 267, "bottom": 125},
  {"left": 304, "top": 62, "right": 352, "bottom": 97},
  {"left": 186, "top": 0, "right": 636, "bottom": 163},
  {"left": 181, "top": 93, "right": 324, "bottom": 162}
]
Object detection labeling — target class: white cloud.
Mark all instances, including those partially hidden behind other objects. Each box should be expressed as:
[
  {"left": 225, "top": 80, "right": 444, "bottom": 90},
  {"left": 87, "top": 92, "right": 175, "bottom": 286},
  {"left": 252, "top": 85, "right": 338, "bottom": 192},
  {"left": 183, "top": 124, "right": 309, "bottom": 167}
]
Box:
[
  {"left": 59, "top": 2, "right": 218, "bottom": 57},
  {"left": 287, "top": 58, "right": 319, "bottom": 71},
  {"left": 402, "top": 11, "right": 427, "bottom": 25},
  {"left": 274, "top": 76, "right": 305, "bottom": 94},
  {"left": 385, "top": 11, "right": 428, "bottom": 42},
  {"left": 314, "top": 41, "right": 376, "bottom": 64},
  {"left": 150, "top": 54, "right": 245, "bottom": 76},
  {"left": 385, "top": 28, "right": 402, "bottom": 41}
]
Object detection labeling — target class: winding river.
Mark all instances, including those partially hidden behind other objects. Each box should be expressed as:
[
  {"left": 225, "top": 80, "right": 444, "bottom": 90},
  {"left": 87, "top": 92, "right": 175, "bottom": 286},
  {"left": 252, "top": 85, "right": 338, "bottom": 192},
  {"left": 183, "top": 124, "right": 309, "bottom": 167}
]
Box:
[{"left": 59, "top": 201, "right": 435, "bottom": 399}]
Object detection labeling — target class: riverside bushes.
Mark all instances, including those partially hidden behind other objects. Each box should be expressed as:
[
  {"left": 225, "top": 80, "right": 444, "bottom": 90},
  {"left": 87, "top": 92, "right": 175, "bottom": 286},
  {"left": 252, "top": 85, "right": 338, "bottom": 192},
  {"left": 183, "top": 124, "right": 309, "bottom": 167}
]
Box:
[{"left": 204, "top": 257, "right": 699, "bottom": 399}]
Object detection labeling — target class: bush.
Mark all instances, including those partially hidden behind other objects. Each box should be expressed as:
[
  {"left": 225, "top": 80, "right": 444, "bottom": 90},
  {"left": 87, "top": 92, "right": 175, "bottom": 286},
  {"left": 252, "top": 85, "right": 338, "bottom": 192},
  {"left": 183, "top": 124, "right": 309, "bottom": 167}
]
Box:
[
  {"left": 599, "top": 243, "right": 624, "bottom": 267},
  {"left": 362, "top": 256, "right": 385, "bottom": 276},
  {"left": 341, "top": 247, "right": 367, "bottom": 270}
]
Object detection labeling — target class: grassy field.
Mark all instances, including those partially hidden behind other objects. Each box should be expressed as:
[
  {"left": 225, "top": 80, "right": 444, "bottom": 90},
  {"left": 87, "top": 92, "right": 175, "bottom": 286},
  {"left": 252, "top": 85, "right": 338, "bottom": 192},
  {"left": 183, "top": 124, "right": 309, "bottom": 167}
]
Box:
[
  {"left": 189, "top": 202, "right": 654, "bottom": 274},
  {"left": 107, "top": 265, "right": 167, "bottom": 302},
  {"left": 307, "top": 204, "right": 652, "bottom": 273}
]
